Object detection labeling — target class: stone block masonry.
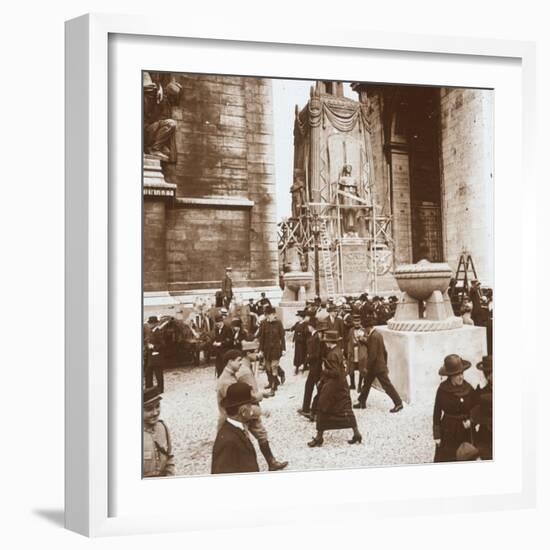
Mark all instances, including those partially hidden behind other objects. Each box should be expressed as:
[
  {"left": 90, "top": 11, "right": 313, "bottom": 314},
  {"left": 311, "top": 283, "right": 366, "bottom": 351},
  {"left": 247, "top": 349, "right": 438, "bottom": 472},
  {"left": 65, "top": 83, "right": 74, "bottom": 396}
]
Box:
[
  {"left": 143, "top": 74, "right": 280, "bottom": 298},
  {"left": 439, "top": 88, "right": 494, "bottom": 285}
]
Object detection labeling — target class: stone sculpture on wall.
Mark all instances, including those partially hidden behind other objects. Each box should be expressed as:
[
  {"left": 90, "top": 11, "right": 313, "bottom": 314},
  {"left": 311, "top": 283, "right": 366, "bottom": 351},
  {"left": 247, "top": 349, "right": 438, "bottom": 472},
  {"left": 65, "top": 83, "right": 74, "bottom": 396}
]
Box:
[
  {"left": 143, "top": 71, "right": 182, "bottom": 163},
  {"left": 338, "top": 164, "right": 360, "bottom": 238}
]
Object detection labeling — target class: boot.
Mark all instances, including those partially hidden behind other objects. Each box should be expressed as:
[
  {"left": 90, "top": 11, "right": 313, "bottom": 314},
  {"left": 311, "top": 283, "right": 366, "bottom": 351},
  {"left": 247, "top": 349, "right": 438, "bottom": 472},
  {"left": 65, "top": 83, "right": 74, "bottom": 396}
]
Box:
[
  {"left": 259, "top": 441, "right": 288, "bottom": 471},
  {"left": 349, "top": 370, "right": 356, "bottom": 390},
  {"left": 264, "top": 371, "right": 273, "bottom": 390},
  {"left": 278, "top": 366, "right": 286, "bottom": 385},
  {"left": 271, "top": 375, "right": 280, "bottom": 393}
]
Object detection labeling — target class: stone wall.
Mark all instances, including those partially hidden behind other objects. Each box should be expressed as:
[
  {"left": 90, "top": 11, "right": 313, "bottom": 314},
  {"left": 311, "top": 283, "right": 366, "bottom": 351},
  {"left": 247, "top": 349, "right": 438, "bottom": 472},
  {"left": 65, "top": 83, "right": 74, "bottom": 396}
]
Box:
[
  {"left": 439, "top": 89, "right": 494, "bottom": 285},
  {"left": 143, "top": 74, "right": 279, "bottom": 295}
]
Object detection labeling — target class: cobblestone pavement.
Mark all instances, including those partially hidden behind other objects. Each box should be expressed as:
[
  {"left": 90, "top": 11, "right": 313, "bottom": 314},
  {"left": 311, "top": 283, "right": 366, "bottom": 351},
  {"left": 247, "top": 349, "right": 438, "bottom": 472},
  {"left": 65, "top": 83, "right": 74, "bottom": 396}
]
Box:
[{"left": 160, "top": 339, "right": 436, "bottom": 477}]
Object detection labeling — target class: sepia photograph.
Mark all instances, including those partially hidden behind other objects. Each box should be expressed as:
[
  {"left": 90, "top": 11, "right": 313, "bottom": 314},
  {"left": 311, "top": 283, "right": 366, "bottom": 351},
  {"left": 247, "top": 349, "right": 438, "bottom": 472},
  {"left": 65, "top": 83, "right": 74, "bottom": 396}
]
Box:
[{"left": 142, "top": 72, "right": 494, "bottom": 478}]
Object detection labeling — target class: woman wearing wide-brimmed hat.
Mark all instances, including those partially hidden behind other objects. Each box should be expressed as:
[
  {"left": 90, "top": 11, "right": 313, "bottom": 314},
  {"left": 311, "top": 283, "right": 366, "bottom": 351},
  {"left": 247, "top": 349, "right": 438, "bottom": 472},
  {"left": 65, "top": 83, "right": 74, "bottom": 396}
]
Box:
[
  {"left": 433, "top": 354, "right": 476, "bottom": 462},
  {"left": 307, "top": 330, "right": 362, "bottom": 447}
]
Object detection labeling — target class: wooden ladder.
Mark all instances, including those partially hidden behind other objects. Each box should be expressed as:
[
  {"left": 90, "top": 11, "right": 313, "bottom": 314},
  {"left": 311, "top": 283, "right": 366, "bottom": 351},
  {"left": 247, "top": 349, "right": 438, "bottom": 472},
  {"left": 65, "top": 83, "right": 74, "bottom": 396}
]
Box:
[
  {"left": 319, "top": 220, "right": 336, "bottom": 301},
  {"left": 454, "top": 251, "right": 478, "bottom": 304}
]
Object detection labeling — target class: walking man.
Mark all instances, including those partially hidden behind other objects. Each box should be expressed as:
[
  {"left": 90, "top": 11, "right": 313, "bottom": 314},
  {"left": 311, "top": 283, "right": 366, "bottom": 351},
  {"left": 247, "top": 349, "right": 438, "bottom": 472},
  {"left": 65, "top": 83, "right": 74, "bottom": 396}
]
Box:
[
  {"left": 353, "top": 317, "right": 403, "bottom": 412},
  {"left": 238, "top": 340, "right": 288, "bottom": 471},
  {"left": 258, "top": 305, "right": 286, "bottom": 394},
  {"left": 297, "top": 319, "right": 327, "bottom": 419},
  {"left": 212, "top": 382, "right": 260, "bottom": 474}
]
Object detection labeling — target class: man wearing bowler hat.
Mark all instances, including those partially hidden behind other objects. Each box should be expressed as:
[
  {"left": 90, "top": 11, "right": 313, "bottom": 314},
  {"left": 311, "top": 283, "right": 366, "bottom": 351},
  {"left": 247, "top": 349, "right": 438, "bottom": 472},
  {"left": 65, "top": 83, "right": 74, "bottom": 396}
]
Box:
[
  {"left": 143, "top": 386, "right": 175, "bottom": 477},
  {"left": 211, "top": 382, "right": 261, "bottom": 474},
  {"left": 353, "top": 317, "right": 403, "bottom": 412}
]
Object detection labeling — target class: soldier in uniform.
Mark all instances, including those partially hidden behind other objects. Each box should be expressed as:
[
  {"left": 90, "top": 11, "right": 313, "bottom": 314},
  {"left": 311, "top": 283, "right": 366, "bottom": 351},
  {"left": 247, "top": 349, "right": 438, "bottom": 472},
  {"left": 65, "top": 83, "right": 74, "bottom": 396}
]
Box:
[
  {"left": 143, "top": 386, "right": 175, "bottom": 477},
  {"left": 221, "top": 267, "right": 234, "bottom": 308},
  {"left": 257, "top": 305, "right": 286, "bottom": 393}
]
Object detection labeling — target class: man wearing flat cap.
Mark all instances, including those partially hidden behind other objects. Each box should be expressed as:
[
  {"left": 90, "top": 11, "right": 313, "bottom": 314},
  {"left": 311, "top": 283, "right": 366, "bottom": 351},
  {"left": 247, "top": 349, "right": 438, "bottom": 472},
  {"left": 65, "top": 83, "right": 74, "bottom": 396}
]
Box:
[
  {"left": 211, "top": 382, "right": 261, "bottom": 474},
  {"left": 143, "top": 386, "right": 175, "bottom": 477}
]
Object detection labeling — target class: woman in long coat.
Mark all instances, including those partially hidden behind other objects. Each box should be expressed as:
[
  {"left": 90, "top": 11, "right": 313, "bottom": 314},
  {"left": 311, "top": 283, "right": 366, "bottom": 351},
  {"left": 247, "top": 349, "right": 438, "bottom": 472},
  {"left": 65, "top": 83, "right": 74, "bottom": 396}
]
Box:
[
  {"left": 308, "top": 330, "right": 362, "bottom": 447},
  {"left": 433, "top": 354, "right": 476, "bottom": 462}
]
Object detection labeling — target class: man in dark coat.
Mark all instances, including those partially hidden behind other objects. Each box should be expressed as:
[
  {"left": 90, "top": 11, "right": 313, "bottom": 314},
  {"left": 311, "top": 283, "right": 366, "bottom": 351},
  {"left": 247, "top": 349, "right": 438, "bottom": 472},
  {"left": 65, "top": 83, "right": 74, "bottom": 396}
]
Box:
[
  {"left": 211, "top": 314, "right": 234, "bottom": 377},
  {"left": 211, "top": 382, "right": 260, "bottom": 475},
  {"left": 353, "top": 318, "right": 403, "bottom": 412},
  {"left": 469, "top": 279, "right": 485, "bottom": 326},
  {"left": 290, "top": 310, "right": 308, "bottom": 374},
  {"left": 258, "top": 306, "right": 286, "bottom": 393},
  {"left": 297, "top": 319, "right": 327, "bottom": 419},
  {"left": 221, "top": 267, "right": 234, "bottom": 308}
]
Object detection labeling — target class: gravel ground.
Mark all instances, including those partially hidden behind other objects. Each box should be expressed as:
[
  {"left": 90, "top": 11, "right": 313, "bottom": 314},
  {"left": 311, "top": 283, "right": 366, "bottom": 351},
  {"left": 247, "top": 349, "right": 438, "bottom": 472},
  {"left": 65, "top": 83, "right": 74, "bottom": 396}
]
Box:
[{"left": 161, "top": 338, "right": 436, "bottom": 476}]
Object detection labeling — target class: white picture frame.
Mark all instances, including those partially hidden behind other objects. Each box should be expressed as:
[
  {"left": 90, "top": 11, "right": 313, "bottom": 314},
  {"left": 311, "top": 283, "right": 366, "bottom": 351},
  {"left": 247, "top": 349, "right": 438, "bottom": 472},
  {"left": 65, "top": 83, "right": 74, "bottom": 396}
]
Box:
[{"left": 65, "top": 13, "right": 537, "bottom": 537}]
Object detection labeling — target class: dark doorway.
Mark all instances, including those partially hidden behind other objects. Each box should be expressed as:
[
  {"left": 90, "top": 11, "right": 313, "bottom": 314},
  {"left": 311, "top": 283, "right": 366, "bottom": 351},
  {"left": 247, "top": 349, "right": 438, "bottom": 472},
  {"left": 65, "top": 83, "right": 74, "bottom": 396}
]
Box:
[{"left": 407, "top": 87, "right": 444, "bottom": 262}]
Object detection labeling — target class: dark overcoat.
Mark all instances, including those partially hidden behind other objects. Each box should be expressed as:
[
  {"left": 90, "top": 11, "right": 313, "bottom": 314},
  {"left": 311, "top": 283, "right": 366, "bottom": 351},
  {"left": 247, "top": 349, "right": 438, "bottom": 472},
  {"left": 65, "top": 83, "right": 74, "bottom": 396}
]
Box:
[
  {"left": 291, "top": 320, "right": 308, "bottom": 367},
  {"left": 316, "top": 347, "right": 357, "bottom": 430},
  {"left": 211, "top": 324, "right": 234, "bottom": 376},
  {"left": 433, "top": 379, "right": 476, "bottom": 462},
  {"left": 211, "top": 421, "right": 260, "bottom": 474},
  {"left": 258, "top": 318, "right": 286, "bottom": 361},
  {"left": 365, "top": 329, "right": 388, "bottom": 374}
]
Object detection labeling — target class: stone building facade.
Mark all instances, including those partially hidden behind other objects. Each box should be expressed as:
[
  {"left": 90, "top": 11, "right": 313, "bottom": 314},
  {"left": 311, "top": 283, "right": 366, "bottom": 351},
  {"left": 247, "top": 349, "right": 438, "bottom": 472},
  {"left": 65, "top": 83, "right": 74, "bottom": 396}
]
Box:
[
  {"left": 143, "top": 74, "right": 280, "bottom": 310},
  {"left": 353, "top": 84, "right": 494, "bottom": 287}
]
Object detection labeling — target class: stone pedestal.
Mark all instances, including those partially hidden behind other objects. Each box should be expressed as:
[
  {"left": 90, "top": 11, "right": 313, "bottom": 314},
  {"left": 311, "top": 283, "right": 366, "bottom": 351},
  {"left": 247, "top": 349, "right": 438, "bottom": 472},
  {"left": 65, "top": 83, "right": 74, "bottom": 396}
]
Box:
[
  {"left": 376, "top": 325, "right": 487, "bottom": 404},
  {"left": 340, "top": 238, "right": 369, "bottom": 294}
]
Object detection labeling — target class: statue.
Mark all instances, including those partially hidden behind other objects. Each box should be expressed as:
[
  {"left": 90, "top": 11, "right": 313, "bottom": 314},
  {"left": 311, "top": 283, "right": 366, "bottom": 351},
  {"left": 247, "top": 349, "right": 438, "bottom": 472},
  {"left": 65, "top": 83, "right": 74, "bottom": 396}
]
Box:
[
  {"left": 290, "top": 169, "right": 306, "bottom": 220},
  {"left": 143, "top": 71, "right": 182, "bottom": 162},
  {"left": 338, "top": 164, "right": 360, "bottom": 238}
]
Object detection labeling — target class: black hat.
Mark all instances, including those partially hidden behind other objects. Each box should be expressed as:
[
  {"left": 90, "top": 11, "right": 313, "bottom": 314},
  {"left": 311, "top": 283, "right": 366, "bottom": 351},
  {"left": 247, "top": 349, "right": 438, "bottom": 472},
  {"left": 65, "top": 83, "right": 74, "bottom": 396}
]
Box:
[
  {"left": 476, "top": 355, "right": 493, "bottom": 373},
  {"left": 147, "top": 315, "right": 159, "bottom": 324},
  {"left": 296, "top": 310, "right": 306, "bottom": 317},
  {"left": 222, "top": 349, "right": 242, "bottom": 365},
  {"left": 231, "top": 318, "right": 242, "bottom": 327},
  {"left": 364, "top": 316, "right": 377, "bottom": 327},
  {"left": 327, "top": 304, "right": 338, "bottom": 312},
  {"left": 221, "top": 382, "right": 254, "bottom": 410},
  {"left": 214, "top": 314, "right": 224, "bottom": 323},
  {"left": 438, "top": 354, "right": 472, "bottom": 377},
  {"left": 265, "top": 305, "right": 275, "bottom": 315},
  {"left": 352, "top": 314, "right": 362, "bottom": 322},
  {"left": 144, "top": 386, "right": 162, "bottom": 407},
  {"left": 323, "top": 330, "right": 342, "bottom": 343}
]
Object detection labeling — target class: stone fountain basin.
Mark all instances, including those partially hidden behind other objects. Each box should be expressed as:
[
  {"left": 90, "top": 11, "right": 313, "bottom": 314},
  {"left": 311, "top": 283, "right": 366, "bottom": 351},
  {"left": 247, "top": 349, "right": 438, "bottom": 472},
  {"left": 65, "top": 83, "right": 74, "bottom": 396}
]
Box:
[
  {"left": 283, "top": 271, "right": 313, "bottom": 291},
  {"left": 394, "top": 260, "right": 452, "bottom": 302}
]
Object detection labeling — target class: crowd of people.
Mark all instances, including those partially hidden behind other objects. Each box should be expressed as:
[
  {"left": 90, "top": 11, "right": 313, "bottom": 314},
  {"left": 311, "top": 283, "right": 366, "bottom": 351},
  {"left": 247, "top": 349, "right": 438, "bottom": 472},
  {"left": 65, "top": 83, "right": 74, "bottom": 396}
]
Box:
[{"left": 142, "top": 287, "right": 493, "bottom": 477}]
